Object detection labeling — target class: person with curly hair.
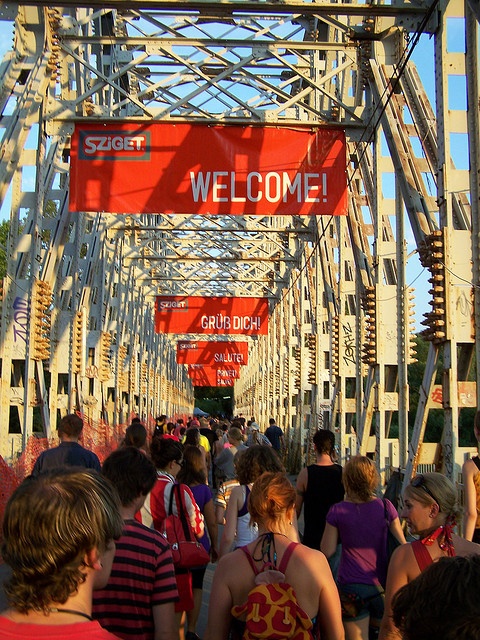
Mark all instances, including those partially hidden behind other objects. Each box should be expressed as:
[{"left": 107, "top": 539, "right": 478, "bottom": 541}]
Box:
[
  {"left": 218, "top": 445, "right": 291, "bottom": 557},
  {"left": 379, "top": 472, "right": 480, "bottom": 640},
  {"left": 205, "top": 472, "right": 344, "bottom": 640},
  {"left": 0, "top": 468, "right": 123, "bottom": 638},
  {"left": 321, "top": 456, "right": 405, "bottom": 640},
  {"left": 391, "top": 554, "right": 480, "bottom": 640}
]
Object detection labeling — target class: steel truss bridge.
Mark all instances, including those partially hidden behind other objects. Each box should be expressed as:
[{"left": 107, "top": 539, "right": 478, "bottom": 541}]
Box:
[{"left": 0, "top": 0, "right": 478, "bottom": 486}]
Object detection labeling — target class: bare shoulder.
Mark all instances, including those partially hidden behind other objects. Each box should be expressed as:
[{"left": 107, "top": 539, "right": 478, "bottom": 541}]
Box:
[
  {"left": 216, "top": 548, "right": 246, "bottom": 575},
  {"left": 389, "top": 539, "right": 418, "bottom": 574},
  {"left": 230, "top": 483, "right": 245, "bottom": 496},
  {"left": 292, "top": 543, "right": 330, "bottom": 571},
  {"left": 296, "top": 467, "right": 308, "bottom": 490},
  {"left": 229, "top": 484, "right": 245, "bottom": 503},
  {"left": 453, "top": 534, "right": 480, "bottom": 557},
  {"left": 463, "top": 457, "right": 478, "bottom": 476}
]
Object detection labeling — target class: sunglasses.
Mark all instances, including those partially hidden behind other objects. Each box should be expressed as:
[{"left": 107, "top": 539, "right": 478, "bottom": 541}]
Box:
[
  {"left": 411, "top": 474, "right": 440, "bottom": 508},
  {"left": 175, "top": 459, "right": 184, "bottom": 466}
]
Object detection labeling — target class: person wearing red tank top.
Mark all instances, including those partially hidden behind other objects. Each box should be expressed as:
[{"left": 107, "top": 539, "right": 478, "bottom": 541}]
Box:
[
  {"left": 205, "top": 471, "right": 344, "bottom": 640},
  {"left": 379, "top": 472, "right": 480, "bottom": 640}
]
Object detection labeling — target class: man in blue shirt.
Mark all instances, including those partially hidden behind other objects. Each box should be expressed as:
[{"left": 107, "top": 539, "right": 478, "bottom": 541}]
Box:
[
  {"left": 32, "top": 413, "right": 101, "bottom": 475},
  {"left": 265, "top": 417, "right": 285, "bottom": 453}
]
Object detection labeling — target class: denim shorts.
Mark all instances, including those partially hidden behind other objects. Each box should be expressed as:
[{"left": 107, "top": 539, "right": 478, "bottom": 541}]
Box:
[{"left": 338, "top": 583, "right": 384, "bottom": 622}]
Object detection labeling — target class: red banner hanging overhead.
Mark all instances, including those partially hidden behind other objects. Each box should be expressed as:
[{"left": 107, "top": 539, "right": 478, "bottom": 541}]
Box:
[
  {"left": 188, "top": 366, "right": 236, "bottom": 387},
  {"left": 188, "top": 364, "right": 240, "bottom": 379},
  {"left": 69, "top": 123, "right": 347, "bottom": 216},
  {"left": 177, "top": 340, "right": 249, "bottom": 365},
  {"left": 155, "top": 296, "right": 268, "bottom": 336}
]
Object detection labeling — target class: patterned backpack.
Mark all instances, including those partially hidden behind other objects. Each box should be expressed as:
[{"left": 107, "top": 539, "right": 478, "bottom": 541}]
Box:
[{"left": 231, "top": 534, "right": 315, "bottom": 640}]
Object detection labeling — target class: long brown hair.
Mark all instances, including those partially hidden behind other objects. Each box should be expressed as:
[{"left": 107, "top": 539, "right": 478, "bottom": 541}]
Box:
[
  {"left": 177, "top": 444, "right": 207, "bottom": 485},
  {"left": 235, "top": 445, "right": 285, "bottom": 485}
]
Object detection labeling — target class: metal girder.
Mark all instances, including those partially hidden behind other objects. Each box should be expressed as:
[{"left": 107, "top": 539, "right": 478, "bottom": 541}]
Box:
[
  {"left": 110, "top": 213, "right": 312, "bottom": 297},
  {"left": 9, "top": 1, "right": 434, "bottom": 20},
  {"left": 37, "top": 1, "right": 434, "bottom": 127},
  {"left": 0, "top": 0, "right": 478, "bottom": 498}
]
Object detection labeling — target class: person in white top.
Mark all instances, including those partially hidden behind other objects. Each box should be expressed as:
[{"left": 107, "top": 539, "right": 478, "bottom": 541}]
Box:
[{"left": 219, "top": 445, "right": 293, "bottom": 557}]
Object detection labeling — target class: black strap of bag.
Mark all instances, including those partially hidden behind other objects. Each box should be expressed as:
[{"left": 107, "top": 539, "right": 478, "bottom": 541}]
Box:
[
  {"left": 383, "top": 498, "right": 401, "bottom": 556},
  {"left": 168, "top": 483, "right": 195, "bottom": 542}
]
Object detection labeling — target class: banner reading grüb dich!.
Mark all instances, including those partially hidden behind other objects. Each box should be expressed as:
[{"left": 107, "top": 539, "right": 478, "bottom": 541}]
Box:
[{"left": 155, "top": 296, "right": 268, "bottom": 336}]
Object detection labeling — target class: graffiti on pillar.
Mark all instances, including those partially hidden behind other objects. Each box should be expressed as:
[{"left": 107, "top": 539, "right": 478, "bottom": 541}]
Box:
[
  {"left": 456, "top": 291, "right": 471, "bottom": 317},
  {"left": 13, "top": 297, "right": 29, "bottom": 344},
  {"left": 342, "top": 320, "right": 356, "bottom": 367},
  {"left": 85, "top": 365, "right": 99, "bottom": 379},
  {"left": 431, "top": 386, "right": 443, "bottom": 406}
]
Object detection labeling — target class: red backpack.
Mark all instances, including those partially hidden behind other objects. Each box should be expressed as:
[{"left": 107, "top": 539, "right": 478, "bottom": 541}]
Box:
[{"left": 231, "top": 535, "right": 316, "bottom": 640}]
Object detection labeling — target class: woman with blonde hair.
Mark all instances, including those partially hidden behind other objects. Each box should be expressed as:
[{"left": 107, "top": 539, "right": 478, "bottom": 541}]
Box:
[
  {"left": 321, "top": 456, "right": 405, "bottom": 640},
  {"left": 379, "top": 471, "right": 480, "bottom": 640},
  {"left": 205, "top": 472, "right": 344, "bottom": 640}
]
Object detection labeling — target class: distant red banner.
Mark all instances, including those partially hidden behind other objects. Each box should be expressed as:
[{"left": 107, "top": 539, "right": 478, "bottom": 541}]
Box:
[
  {"left": 177, "top": 341, "right": 249, "bottom": 365},
  {"left": 155, "top": 296, "right": 268, "bottom": 336},
  {"left": 69, "top": 123, "right": 347, "bottom": 216},
  {"left": 188, "top": 366, "right": 236, "bottom": 387},
  {"left": 188, "top": 364, "right": 240, "bottom": 379}
]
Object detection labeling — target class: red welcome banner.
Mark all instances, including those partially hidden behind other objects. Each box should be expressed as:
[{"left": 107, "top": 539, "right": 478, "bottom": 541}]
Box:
[
  {"left": 177, "top": 341, "right": 249, "bottom": 365},
  {"left": 155, "top": 296, "right": 268, "bottom": 336},
  {"left": 69, "top": 123, "right": 347, "bottom": 216}
]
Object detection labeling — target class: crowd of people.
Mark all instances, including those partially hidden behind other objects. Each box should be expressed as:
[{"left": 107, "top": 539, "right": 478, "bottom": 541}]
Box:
[{"left": 1, "top": 412, "right": 480, "bottom": 640}]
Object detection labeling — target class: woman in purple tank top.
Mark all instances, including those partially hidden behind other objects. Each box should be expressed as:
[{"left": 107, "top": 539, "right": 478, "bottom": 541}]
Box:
[{"left": 321, "top": 456, "right": 406, "bottom": 640}]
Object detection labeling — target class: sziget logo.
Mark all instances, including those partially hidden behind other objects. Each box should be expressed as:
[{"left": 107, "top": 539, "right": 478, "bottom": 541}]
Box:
[
  {"left": 157, "top": 297, "right": 188, "bottom": 312},
  {"left": 79, "top": 130, "right": 151, "bottom": 161},
  {"left": 178, "top": 342, "right": 198, "bottom": 349}
]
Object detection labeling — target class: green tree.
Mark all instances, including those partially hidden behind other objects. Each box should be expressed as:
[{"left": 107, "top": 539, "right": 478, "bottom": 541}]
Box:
[
  {"left": 194, "top": 387, "right": 233, "bottom": 418},
  {"left": 0, "top": 219, "right": 9, "bottom": 279}
]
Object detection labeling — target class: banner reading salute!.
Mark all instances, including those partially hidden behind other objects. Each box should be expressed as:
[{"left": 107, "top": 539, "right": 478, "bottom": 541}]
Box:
[
  {"left": 155, "top": 296, "right": 269, "bottom": 336},
  {"left": 177, "top": 341, "right": 249, "bottom": 365},
  {"left": 69, "top": 123, "right": 347, "bottom": 216}
]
